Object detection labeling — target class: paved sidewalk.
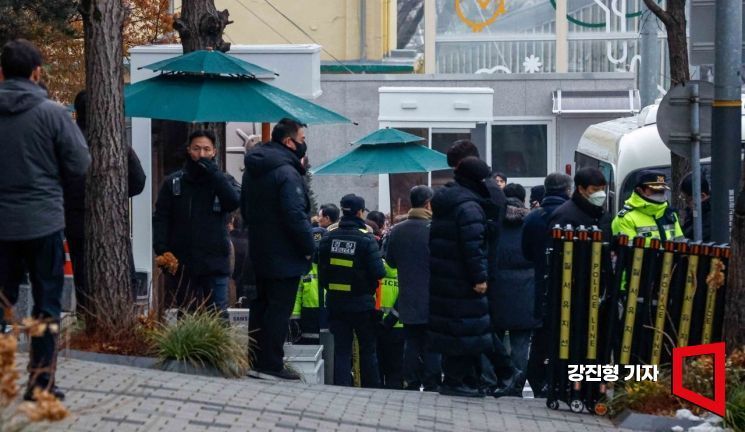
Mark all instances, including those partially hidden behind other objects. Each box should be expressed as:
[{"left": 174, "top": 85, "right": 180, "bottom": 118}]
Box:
[{"left": 20, "top": 356, "right": 626, "bottom": 432}]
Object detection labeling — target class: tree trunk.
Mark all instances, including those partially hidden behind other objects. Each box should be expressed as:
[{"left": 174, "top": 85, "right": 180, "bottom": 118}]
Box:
[
  {"left": 173, "top": 0, "right": 231, "bottom": 54},
  {"left": 725, "top": 178, "right": 745, "bottom": 349},
  {"left": 642, "top": 0, "right": 691, "bottom": 211},
  {"left": 397, "top": 0, "right": 423, "bottom": 49},
  {"left": 80, "top": 0, "right": 133, "bottom": 331}
]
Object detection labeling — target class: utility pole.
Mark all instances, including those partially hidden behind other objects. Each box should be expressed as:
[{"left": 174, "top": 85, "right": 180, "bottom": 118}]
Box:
[
  {"left": 711, "top": 0, "right": 742, "bottom": 243},
  {"left": 639, "top": 8, "right": 660, "bottom": 107}
]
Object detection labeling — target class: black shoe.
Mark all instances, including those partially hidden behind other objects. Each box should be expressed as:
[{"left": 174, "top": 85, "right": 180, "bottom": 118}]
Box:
[
  {"left": 24, "top": 385, "right": 65, "bottom": 401},
  {"left": 248, "top": 367, "right": 301, "bottom": 381},
  {"left": 422, "top": 384, "right": 439, "bottom": 392},
  {"left": 438, "top": 384, "right": 485, "bottom": 398},
  {"left": 404, "top": 383, "right": 422, "bottom": 391},
  {"left": 492, "top": 370, "right": 525, "bottom": 399}
]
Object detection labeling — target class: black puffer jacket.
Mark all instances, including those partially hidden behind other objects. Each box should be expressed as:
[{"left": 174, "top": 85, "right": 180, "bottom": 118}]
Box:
[
  {"left": 548, "top": 191, "right": 612, "bottom": 240},
  {"left": 64, "top": 146, "right": 146, "bottom": 239},
  {"left": 153, "top": 159, "right": 240, "bottom": 276},
  {"left": 241, "top": 141, "right": 314, "bottom": 279},
  {"left": 489, "top": 198, "right": 539, "bottom": 330},
  {"left": 429, "top": 178, "right": 492, "bottom": 356}
]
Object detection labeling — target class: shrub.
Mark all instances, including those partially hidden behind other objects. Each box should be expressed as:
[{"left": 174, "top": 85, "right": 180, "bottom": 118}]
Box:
[
  {"left": 148, "top": 310, "right": 251, "bottom": 378},
  {"left": 726, "top": 385, "right": 745, "bottom": 432}
]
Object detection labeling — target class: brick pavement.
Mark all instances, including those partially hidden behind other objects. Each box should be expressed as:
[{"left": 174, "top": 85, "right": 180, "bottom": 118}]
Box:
[{"left": 15, "top": 355, "right": 629, "bottom": 432}]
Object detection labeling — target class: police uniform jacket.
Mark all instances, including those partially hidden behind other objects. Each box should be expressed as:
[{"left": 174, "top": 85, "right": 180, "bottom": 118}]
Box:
[
  {"left": 318, "top": 216, "right": 386, "bottom": 313},
  {"left": 611, "top": 191, "right": 684, "bottom": 245}
]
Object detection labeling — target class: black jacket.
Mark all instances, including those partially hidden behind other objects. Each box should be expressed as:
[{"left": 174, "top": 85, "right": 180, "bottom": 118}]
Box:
[
  {"left": 318, "top": 216, "right": 386, "bottom": 313},
  {"left": 548, "top": 191, "right": 612, "bottom": 240},
  {"left": 429, "top": 178, "right": 492, "bottom": 355},
  {"left": 241, "top": 141, "right": 315, "bottom": 279},
  {"left": 682, "top": 199, "right": 711, "bottom": 242},
  {"left": 0, "top": 78, "right": 90, "bottom": 241},
  {"left": 489, "top": 198, "right": 539, "bottom": 330},
  {"left": 521, "top": 193, "right": 569, "bottom": 323},
  {"left": 385, "top": 211, "right": 431, "bottom": 325},
  {"left": 153, "top": 159, "right": 240, "bottom": 276},
  {"left": 64, "top": 146, "right": 146, "bottom": 239}
]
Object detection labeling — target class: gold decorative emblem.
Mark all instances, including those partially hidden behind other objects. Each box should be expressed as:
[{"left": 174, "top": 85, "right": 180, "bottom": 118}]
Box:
[
  {"left": 455, "top": 0, "right": 506, "bottom": 33},
  {"left": 657, "top": 176, "right": 665, "bottom": 183}
]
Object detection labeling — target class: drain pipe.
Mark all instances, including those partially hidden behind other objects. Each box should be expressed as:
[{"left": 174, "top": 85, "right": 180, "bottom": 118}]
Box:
[{"left": 360, "top": 0, "right": 367, "bottom": 61}]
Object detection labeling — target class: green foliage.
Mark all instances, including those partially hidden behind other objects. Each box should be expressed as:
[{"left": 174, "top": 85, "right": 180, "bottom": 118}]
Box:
[
  {"left": 148, "top": 310, "right": 251, "bottom": 378},
  {"left": 726, "top": 385, "right": 745, "bottom": 432}
]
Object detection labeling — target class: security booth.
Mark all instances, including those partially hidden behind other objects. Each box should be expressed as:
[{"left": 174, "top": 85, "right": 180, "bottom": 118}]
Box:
[
  {"left": 128, "top": 44, "right": 324, "bottom": 303},
  {"left": 376, "top": 86, "right": 494, "bottom": 216}
]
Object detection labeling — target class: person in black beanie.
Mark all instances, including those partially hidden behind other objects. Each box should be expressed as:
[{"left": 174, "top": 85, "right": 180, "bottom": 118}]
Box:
[{"left": 429, "top": 156, "right": 495, "bottom": 398}]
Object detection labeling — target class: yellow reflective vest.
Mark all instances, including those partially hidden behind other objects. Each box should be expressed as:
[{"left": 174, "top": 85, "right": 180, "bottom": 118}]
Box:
[
  {"left": 611, "top": 192, "right": 684, "bottom": 246},
  {"left": 376, "top": 262, "right": 403, "bottom": 329}
]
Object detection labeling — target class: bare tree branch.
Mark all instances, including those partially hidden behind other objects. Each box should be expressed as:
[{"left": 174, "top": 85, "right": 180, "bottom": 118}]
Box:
[{"left": 642, "top": 0, "right": 673, "bottom": 27}]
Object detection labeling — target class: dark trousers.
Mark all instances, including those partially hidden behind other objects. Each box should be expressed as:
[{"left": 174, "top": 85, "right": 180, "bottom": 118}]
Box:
[
  {"left": 483, "top": 332, "right": 516, "bottom": 382},
  {"left": 402, "top": 324, "right": 441, "bottom": 389},
  {"left": 65, "top": 235, "right": 89, "bottom": 315},
  {"left": 0, "top": 230, "right": 64, "bottom": 389},
  {"left": 377, "top": 327, "right": 404, "bottom": 389},
  {"left": 527, "top": 326, "right": 548, "bottom": 395},
  {"left": 329, "top": 309, "right": 380, "bottom": 388},
  {"left": 496, "top": 329, "right": 532, "bottom": 375},
  {"left": 165, "top": 269, "right": 229, "bottom": 313},
  {"left": 442, "top": 354, "right": 480, "bottom": 387},
  {"left": 249, "top": 276, "right": 299, "bottom": 372}
]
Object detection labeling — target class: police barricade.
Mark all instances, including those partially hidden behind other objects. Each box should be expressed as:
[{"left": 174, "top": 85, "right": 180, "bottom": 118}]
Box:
[{"left": 544, "top": 225, "right": 729, "bottom": 415}]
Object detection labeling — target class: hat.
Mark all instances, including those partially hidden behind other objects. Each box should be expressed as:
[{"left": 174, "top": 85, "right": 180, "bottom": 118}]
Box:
[
  {"left": 340, "top": 194, "right": 366, "bottom": 215},
  {"left": 529, "top": 185, "right": 545, "bottom": 203},
  {"left": 455, "top": 157, "right": 491, "bottom": 182},
  {"left": 635, "top": 170, "right": 670, "bottom": 190}
]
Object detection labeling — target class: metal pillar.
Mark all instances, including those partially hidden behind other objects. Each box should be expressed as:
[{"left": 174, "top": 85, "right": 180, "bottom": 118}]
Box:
[
  {"left": 711, "top": 0, "right": 743, "bottom": 242},
  {"left": 640, "top": 9, "right": 660, "bottom": 107}
]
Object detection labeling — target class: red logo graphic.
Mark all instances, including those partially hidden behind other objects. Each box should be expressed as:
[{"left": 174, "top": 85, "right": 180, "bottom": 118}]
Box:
[{"left": 671, "top": 342, "right": 726, "bottom": 417}]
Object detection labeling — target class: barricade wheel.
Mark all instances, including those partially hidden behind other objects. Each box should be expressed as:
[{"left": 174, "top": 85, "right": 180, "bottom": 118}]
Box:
[
  {"left": 569, "top": 399, "right": 584, "bottom": 413},
  {"left": 546, "top": 399, "right": 559, "bottom": 410}
]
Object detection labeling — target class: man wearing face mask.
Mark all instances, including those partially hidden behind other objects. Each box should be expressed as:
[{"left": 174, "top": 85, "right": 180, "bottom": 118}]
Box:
[
  {"left": 549, "top": 168, "right": 612, "bottom": 239},
  {"left": 153, "top": 130, "right": 241, "bottom": 314},
  {"left": 611, "top": 170, "right": 683, "bottom": 245},
  {"left": 242, "top": 118, "right": 315, "bottom": 380}
]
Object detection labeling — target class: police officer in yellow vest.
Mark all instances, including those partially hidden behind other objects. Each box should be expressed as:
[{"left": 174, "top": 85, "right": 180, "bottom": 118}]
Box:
[
  {"left": 318, "top": 194, "right": 386, "bottom": 387},
  {"left": 611, "top": 170, "right": 684, "bottom": 244},
  {"left": 376, "top": 261, "right": 404, "bottom": 389},
  {"left": 292, "top": 226, "right": 327, "bottom": 343}
]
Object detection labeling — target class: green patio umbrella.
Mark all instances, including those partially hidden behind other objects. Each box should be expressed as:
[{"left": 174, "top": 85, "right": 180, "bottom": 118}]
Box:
[
  {"left": 140, "top": 50, "right": 277, "bottom": 78},
  {"left": 312, "top": 142, "right": 449, "bottom": 175},
  {"left": 352, "top": 127, "right": 425, "bottom": 145},
  {"left": 124, "top": 73, "right": 350, "bottom": 124}
]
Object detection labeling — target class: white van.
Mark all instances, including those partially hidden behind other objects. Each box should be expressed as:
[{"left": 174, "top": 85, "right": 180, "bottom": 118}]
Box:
[{"left": 574, "top": 101, "right": 745, "bottom": 214}]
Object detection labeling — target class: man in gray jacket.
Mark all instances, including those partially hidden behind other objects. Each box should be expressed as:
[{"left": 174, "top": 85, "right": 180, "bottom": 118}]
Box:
[
  {"left": 385, "top": 185, "right": 441, "bottom": 391},
  {"left": 0, "top": 39, "right": 90, "bottom": 401}
]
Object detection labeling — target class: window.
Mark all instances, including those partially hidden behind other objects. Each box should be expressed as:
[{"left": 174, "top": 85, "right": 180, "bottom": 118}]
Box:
[
  {"left": 491, "top": 124, "right": 548, "bottom": 179},
  {"left": 388, "top": 128, "right": 428, "bottom": 218},
  {"left": 431, "top": 130, "right": 471, "bottom": 188}
]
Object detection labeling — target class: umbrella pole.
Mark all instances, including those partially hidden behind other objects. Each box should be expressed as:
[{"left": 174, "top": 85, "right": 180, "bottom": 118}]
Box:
[{"left": 262, "top": 122, "right": 271, "bottom": 142}]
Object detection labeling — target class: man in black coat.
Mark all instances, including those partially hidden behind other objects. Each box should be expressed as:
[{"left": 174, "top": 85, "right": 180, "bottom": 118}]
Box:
[
  {"left": 521, "top": 172, "right": 573, "bottom": 397},
  {"left": 64, "top": 89, "right": 147, "bottom": 315},
  {"left": 318, "top": 194, "right": 386, "bottom": 387},
  {"left": 153, "top": 130, "right": 240, "bottom": 314},
  {"left": 549, "top": 167, "right": 612, "bottom": 238},
  {"left": 446, "top": 140, "right": 521, "bottom": 397},
  {"left": 241, "top": 118, "right": 314, "bottom": 380},
  {"left": 385, "top": 185, "right": 441, "bottom": 391},
  {"left": 429, "top": 157, "right": 494, "bottom": 398}
]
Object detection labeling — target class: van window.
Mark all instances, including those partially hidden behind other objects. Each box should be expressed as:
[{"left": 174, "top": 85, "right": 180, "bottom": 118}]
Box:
[{"left": 574, "top": 152, "right": 616, "bottom": 214}]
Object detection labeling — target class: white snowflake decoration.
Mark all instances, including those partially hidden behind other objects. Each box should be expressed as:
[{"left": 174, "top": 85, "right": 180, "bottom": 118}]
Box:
[{"left": 523, "top": 55, "right": 543, "bottom": 73}]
